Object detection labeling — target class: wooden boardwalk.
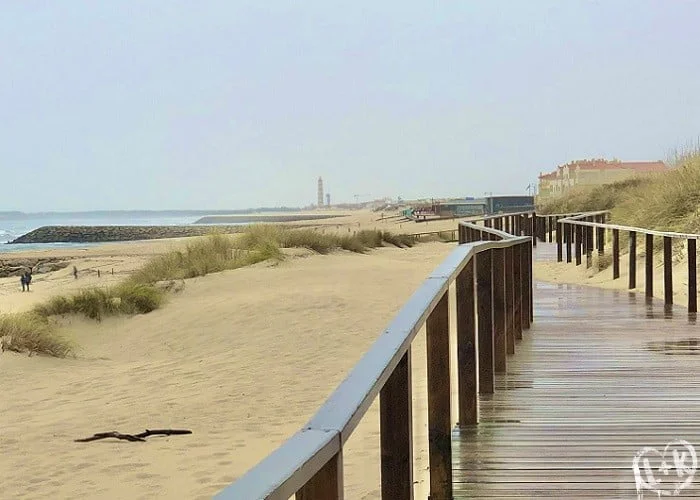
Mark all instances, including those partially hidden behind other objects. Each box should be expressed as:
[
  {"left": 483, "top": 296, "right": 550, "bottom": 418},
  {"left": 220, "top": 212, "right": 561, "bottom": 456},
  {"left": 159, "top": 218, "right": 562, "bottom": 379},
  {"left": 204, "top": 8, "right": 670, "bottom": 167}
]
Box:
[{"left": 453, "top": 243, "right": 700, "bottom": 498}]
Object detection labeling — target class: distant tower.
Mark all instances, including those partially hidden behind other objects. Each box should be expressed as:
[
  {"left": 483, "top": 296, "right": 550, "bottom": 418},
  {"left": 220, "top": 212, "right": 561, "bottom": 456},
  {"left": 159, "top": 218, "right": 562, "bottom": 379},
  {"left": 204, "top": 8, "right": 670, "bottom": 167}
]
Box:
[
  {"left": 326, "top": 193, "right": 330, "bottom": 206},
  {"left": 317, "top": 177, "right": 324, "bottom": 207}
]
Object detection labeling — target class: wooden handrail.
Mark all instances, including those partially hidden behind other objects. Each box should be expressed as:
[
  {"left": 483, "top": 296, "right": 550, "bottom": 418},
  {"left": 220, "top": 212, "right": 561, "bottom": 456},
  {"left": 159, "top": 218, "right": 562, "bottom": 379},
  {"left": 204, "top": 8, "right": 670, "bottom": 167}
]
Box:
[
  {"left": 215, "top": 216, "right": 535, "bottom": 500},
  {"left": 536, "top": 211, "right": 700, "bottom": 315}
]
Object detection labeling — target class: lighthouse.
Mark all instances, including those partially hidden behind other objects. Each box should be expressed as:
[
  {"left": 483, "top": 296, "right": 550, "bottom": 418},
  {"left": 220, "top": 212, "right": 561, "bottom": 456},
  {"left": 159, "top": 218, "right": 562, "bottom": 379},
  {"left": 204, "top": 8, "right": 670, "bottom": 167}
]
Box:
[{"left": 317, "top": 177, "right": 324, "bottom": 208}]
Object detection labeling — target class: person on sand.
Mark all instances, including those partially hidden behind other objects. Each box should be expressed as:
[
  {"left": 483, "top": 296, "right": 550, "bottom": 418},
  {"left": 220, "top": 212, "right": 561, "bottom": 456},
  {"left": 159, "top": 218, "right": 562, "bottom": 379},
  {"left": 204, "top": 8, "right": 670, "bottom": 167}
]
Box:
[
  {"left": 73, "top": 266, "right": 78, "bottom": 279},
  {"left": 20, "top": 271, "right": 32, "bottom": 292}
]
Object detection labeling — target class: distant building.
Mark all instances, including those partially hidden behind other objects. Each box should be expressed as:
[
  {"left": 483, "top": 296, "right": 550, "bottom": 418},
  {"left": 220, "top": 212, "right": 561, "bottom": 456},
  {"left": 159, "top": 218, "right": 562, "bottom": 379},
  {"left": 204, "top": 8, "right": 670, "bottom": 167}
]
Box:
[
  {"left": 326, "top": 193, "right": 330, "bottom": 206},
  {"left": 317, "top": 177, "right": 324, "bottom": 207},
  {"left": 538, "top": 159, "right": 668, "bottom": 197},
  {"left": 428, "top": 195, "right": 535, "bottom": 218}
]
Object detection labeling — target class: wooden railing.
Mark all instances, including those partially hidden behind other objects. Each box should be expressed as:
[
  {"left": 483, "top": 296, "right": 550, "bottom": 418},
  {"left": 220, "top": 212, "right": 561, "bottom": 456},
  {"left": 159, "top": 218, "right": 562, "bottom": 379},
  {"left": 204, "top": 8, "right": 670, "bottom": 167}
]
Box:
[
  {"left": 536, "top": 211, "right": 699, "bottom": 315},
  {"left": 215, "top": 212, "right": 536, "bottom": 500}
]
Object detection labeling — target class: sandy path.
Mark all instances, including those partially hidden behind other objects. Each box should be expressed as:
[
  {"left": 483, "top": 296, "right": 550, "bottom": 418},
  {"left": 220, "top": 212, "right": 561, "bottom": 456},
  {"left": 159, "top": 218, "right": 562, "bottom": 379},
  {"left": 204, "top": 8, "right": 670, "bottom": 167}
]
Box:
[{"left": 0, "top": 241, "right": 455, "bottom": 499}]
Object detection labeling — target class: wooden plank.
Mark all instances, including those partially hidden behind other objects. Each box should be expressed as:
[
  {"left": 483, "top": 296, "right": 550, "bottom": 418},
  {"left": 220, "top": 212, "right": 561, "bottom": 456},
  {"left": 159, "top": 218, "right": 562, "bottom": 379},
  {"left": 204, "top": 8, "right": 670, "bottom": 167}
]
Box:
[
  {"left": 456, "top": 260, "right": 477, "bottom": 426},
  {"left": 477, "top": 249, "right": 494, "bottom": 394},
  {"left": 380, "top": 351, "right": 413, "bottom": 500},
  {"left": 296, "top": 453, "right": 343, "bottom": 500},
  {"left": 493, "top": 248, "right": 507, "bottom": 373},
  {"left": 427, "top": 291, "right": 452, "bottom": 499},
  {"left": 451, "top": 242, "right": 700, "bottom": 499}
]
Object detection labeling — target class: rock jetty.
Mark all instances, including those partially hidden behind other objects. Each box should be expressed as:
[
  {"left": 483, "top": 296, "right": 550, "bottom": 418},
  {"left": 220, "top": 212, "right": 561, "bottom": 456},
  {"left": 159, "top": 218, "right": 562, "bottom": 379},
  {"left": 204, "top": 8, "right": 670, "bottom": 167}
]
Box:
[
  {"left": 0, "top": 257, "right": 69, "bottom": 277},
  {"left": 8, "top": 225, "right": 246, "bottom": 245}
]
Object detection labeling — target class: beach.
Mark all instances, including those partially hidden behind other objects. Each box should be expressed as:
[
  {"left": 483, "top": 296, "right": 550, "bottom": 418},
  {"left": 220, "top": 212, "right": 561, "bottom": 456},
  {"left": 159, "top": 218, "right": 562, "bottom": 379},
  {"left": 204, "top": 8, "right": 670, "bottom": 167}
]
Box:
[{"left": 0, "top": 211, "right": 457, "bottom": 499}]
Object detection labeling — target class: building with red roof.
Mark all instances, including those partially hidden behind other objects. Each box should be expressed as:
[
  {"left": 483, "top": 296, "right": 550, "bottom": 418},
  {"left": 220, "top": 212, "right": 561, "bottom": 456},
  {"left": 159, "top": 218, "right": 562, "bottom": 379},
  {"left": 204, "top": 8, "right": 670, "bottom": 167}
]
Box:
[{"left": 538, "top": 159, "right": 668, "bottom": 197}]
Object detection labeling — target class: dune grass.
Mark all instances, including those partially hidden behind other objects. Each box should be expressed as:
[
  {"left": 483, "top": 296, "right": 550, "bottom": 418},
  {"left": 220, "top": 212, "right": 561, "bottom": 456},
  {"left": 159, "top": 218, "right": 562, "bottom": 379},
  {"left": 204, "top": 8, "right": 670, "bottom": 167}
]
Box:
[
  {"left": 2, "top": 226, "right": 420, "bottom": 357},
  {"left": 0, "top": 313, "right": 74, "bottom": 357}
]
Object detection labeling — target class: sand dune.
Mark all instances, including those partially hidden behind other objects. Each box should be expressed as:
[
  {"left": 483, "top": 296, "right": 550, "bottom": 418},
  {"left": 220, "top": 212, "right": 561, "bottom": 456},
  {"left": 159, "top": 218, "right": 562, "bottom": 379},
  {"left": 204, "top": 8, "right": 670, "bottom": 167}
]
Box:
[{"left": 0, "top": 239, "right": 455, "bottom": 499}]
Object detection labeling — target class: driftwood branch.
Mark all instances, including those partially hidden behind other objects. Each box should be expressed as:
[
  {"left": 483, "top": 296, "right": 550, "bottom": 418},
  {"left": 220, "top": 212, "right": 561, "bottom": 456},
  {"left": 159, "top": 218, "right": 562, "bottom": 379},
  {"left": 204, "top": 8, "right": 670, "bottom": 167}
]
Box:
[{"left": 75, "top": 429, "right": 192, "bottom": 443}]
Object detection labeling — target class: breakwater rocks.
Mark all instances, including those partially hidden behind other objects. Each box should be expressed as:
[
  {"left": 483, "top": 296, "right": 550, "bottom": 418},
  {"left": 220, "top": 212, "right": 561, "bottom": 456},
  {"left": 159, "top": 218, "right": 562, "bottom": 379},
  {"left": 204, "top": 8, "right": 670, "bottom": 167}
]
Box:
[
  {"left": 0, "top": 258, "right": 68, "bottom": 277},
  {"left": 8, "top": 225, "right": 246, "bottom": 245},
  {"left": 193, "top": 214, "right": 347, "bottom": 224}
]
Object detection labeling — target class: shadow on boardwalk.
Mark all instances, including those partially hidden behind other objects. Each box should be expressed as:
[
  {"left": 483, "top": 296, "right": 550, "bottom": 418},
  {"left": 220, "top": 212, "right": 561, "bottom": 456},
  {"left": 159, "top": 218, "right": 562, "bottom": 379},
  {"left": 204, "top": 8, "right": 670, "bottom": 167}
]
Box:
[{"left": 453, "top": 243, "right": 700, "bottom": 498}]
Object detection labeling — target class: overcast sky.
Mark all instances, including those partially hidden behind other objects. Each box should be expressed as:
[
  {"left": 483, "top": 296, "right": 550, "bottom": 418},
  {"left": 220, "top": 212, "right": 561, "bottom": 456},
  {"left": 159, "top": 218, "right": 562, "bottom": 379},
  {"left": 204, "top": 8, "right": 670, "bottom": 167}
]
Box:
[{"left": 2, "top": 1, "right": 700, "bottom": 211}]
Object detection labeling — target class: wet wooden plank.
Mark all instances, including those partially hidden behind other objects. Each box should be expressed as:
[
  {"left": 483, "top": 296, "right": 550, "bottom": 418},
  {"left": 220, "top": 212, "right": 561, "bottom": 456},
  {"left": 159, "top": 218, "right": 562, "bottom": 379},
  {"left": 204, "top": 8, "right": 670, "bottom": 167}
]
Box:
[{"left": 452, "top": 243, "right": 700, "bottom": 498}]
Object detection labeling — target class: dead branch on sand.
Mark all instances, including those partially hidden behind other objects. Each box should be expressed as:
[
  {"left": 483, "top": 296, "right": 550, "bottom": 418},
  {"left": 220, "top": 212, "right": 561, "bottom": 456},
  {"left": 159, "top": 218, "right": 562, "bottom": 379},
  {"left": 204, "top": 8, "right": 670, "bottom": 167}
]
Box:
[{"left": 75, "top": 429, "right": 192, "bottom": 443}]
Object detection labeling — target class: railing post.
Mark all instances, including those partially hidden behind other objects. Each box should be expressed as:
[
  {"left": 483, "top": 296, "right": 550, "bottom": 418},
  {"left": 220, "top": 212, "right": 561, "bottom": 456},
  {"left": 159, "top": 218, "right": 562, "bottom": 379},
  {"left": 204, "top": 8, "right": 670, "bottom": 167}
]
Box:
[
  {"left": 477, "top": 249, "right": 494, "bottom": 393},
  {"left": 646, "top": 234, "right": 654, "bottom": 299},
  {"left": 297, "top": 453, "right": 343, "bottom": 500},
  {"left": 426, "top": 292, "right": 452, "bottom": 499},
  {"left": 380, "top": 351, "right": 413, "bottom": 500},
  {"left": 548, "top": 216, "right": 553, "bottom": 242},
  {"left": 513, "top": 245, "right": 523, "bottom": 340},
  {"left": 493, "top": 248, "right": 507, "bottom": 372},
  {"left": 566, "top": 223, "right": 572, "bottom": 263},
  {"left": 531, "top": 214, "right": 537, "bottom": 247},
  {"left": 585, "top": 224, "right": 593, "bottom": 269},
  {"left": 456, "top": 259, "right": 477, "bottom": 426},
  {"left": 597, "top": 218, "right": 605, "bottom": 255},
  {"left": 505, "top": 216, "right": 510, "bottom": 234},
  {"left": 612, "top": 229, "right": 620, "bottom": 279},
  {"left": 664, "top": 236, "right": 673, "bottom": 307},
  {"left": 521, "top": 242, "right": 531, "bottom": 330},
  {"left": 556, "top": 221, "right": 563, "bottom": 262},
  {"left": 629, "top": 231, "right": 637, "bottom": 289},
  {"left": 575, "top": 225, "right": 582, "bottom": 265},
  {"left": 505, "top": 246, "right": 515, "bottom": 355},
  {"left": 689, "top": 239, "right": 697, "bottom": 314},
  {"left": 529, "top": 241, "right": 534, "bottom": 324}
]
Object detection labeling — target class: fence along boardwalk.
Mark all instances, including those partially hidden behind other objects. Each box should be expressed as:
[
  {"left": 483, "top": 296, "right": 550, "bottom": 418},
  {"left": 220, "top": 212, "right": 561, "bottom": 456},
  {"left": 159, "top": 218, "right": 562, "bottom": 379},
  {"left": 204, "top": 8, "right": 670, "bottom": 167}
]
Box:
[
  {"left": 218, "top": 213, "right": 700, "bottom": 499},
  {"left": 453, "top": 243, "right": 700, "bottom": 498}
]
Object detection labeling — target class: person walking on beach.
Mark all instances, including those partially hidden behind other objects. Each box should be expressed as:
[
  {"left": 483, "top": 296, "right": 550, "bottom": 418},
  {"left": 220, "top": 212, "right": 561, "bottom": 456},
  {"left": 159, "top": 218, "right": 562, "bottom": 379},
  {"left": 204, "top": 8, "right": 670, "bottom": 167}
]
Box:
[
  {"left": 73, "top": 266, "right": 78, "bottom": 279},
  {"left": 20, "top": 270, "right": 32, "bottom": 292}
]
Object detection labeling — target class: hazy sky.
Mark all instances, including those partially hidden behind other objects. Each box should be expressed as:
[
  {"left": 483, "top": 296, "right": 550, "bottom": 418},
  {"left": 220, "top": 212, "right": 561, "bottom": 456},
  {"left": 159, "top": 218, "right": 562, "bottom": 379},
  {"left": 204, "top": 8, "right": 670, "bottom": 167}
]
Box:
[{"left": 3, "top": 1, "right": 700, "bottom": 211}]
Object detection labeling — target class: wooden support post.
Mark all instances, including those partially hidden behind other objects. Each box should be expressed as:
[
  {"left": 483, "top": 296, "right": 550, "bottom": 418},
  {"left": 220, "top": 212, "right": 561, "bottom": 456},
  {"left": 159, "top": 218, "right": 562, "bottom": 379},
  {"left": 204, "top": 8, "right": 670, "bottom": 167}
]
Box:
[
  {"left": 297, "top": 453, "right": 343, "bottom": 500},
  {"left": 521, "top": 242, "right": 531, "bottom": 329},
  {"left": 529, "top": 242, "right": 534, "bottom": 324},
  {"left": 575, "top": 225, "right": 582, "bottom": 266},
  {"left": 513, "top": 245, "right": 522, "bottom": 341},
  {"left": 612, "top": 229, "right": 620, "bottom": 279},
  {"left": 505, "top": 216, "right": 510, "bottom": 234},
  {"left": 548, "top": 216, "right": 553, "bottom": 242},
  {"left": 456, "top": 260, "right": 477, "bottom": 426},
  {"left": 566, "top": 223, "right": 572, "bottom": 263},
  {"left": 492, "top": 248, "right": 506, "bottom": 373},
  {"left": 664, "top": 236, "right": 673, "bottom": 306},
  {"left": 380, "top": 352, "right": 413, "bottom": 500},
  {"left": 629, "top": 231, "right": 637, "bottom": 289},
  {"left": 689, "top": 239, "right": 697, "bottom": 314},
  {"left": 556, "top": 221, "right": 563, "bottom": 262},
  {"left": 426, "top": 292, "right": 452, "bottom": 499},
  {"left": 531, "top": 215, "right": 537, "bottom": 247},
  {"left": 646, "top": 234, "right": 654, "bottom": 299},
  {"left": 477, "top": 250, "right": 494, "bottom": 394},
  {"left": 597, "top": 222, "right": 605, "bottom": 255},
  {"left": 586, "top": 225, "right": 593, "bottom": 269},
  {"left": 505, "top": 246, "right": 515, "bottom": 355}
]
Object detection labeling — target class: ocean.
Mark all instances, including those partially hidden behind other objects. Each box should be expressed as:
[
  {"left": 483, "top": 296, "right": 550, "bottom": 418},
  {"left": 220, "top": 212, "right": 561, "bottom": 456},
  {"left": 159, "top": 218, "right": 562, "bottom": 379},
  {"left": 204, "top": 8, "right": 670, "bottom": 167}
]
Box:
[{"left": 0, "top": 211, "right": 220, "bottom": 253}]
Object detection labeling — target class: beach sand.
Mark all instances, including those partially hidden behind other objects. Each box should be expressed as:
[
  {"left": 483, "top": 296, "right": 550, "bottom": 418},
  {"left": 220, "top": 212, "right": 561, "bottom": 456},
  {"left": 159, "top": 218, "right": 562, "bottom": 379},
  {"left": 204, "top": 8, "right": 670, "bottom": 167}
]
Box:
[{"left": 0, "top": 223, "right": 457, "bottom": 499}]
